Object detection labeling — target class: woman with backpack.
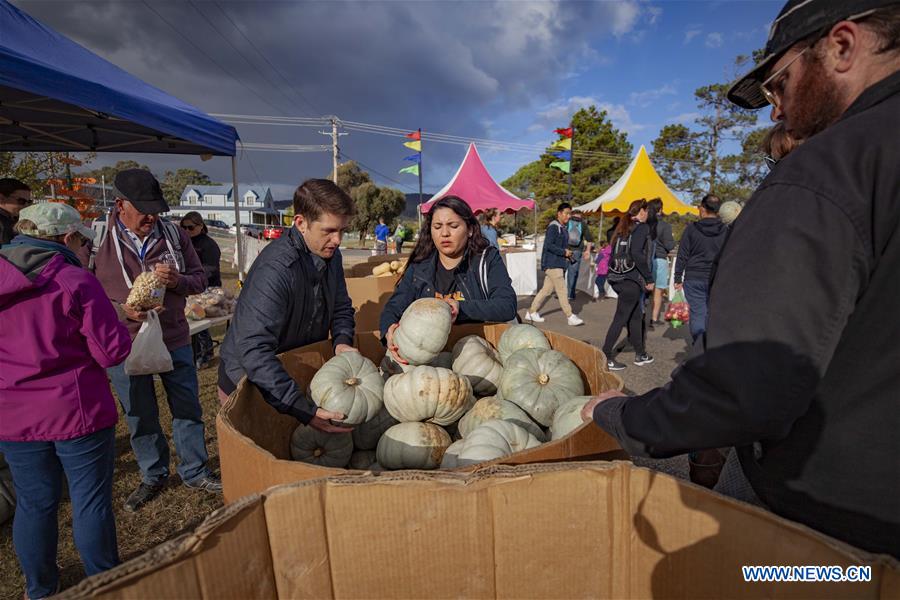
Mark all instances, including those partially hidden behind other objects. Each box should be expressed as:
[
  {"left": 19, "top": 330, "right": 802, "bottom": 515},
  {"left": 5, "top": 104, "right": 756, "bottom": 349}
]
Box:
[
  {"left": 380, "top": 196, "right": 517, "bottom": 364},
  {"left": 602, "top": 199, "right": 654, "bottom": 371}
]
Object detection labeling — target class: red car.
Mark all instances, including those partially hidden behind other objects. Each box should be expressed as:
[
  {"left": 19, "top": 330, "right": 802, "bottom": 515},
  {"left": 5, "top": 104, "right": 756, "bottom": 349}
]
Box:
[{"left": 262, "top": 225, "right": 284, "bottom": 240}]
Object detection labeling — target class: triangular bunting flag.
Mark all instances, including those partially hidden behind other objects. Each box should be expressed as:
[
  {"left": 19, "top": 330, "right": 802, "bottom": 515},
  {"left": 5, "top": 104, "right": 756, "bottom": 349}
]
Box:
[
  {"left": 551, "top": 138, "right": 572, "bottom": 150},
  {"left": 403, "top": 140, "right": 422, "bottom": 151},
  {"left": 406, "top": 131, "right": 421, "bottom": 140},
  {"left": 554, "top": 127, "right": 573, "bottom": 138},
  {"left": 551, "top": 150, "right": 572, "bottom": 161},
  {"left": 403, "top": 154, "right": 421, "bottom": 163},
  {"left": 550, "top": 161, "right": 571, "bottom": 174},
  {"left": 399, "top": 164, "right": 420, "bottom": 176}
]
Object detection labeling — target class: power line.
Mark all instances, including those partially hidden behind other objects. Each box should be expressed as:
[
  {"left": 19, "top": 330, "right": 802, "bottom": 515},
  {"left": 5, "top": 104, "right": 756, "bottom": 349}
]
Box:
[
  {"left": 139, "top": 1, "right": 289, "bottom": 117},
  {"left": 186, "top": 0, "right": 298, "bottom": 115},
  {"left": 339, "top": 150, "right": 417, "bottom": 193},
  {"left": 216, "top": 113, "right": 707, "bottom": 167},
  {"left": 212, "top": 1, "right": 322, "bottom": 117},
  {"left": 241, "top": 142, "right": 331, "bottom": 152}
]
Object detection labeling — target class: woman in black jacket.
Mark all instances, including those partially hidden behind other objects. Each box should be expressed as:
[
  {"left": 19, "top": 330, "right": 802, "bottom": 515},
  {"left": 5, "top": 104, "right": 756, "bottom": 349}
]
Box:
[
  {"left": 180, "top": 211, "right": 221, "bottom": 287},
  {"left": 603, "top": 199, "right": 653, "bottom": 371},
  {"left": 380, "top": 196, "right": 517, "bottom": 363},
  {"left": 180, "top": 212, "right": 221, "bottom": 367}
]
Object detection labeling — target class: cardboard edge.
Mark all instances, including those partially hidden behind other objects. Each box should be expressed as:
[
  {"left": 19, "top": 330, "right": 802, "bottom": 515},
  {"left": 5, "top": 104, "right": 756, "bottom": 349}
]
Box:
[{"left": 55, "top": 495, "right": 267, "bottom": 600}]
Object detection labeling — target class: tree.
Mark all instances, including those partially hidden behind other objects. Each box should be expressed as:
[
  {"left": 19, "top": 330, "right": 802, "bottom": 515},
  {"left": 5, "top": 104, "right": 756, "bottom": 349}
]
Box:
[
  {"left": 161, "top": 168, "right": 216, "bottom": 206},
  {"left": 331, "top": 161, "right": 371, "bottom": 194},
  {"left": 693, "top": 82, "right": 758, "bottom": 195},
  {"left": 349, "top": 182, "right": 406, "bottom": 247},
  {"left": 650, "top": 124, "right": 705, "bottom": 199},
  {"left": 1, "top": 152, "right": 94, "bottom": 196},
  {"left": 501, "top": 105, "right": 633, "bottom": 228},
  {"left": 79, "top": 159, "right": 150, "bottom": 186},
  {"left": 716, "top": 126, "right": 771, "bottom": 201}
]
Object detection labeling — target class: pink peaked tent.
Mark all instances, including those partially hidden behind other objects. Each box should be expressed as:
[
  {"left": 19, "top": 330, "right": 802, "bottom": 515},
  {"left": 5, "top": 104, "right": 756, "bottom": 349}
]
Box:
[{"left": 420, "top": 143, "right": 535, "bottom": 214}]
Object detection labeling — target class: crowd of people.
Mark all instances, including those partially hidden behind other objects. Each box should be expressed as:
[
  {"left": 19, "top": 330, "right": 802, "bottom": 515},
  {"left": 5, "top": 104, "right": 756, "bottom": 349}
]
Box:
[{"left": 0, "top": 1, "right": 897, "bottom": 597}]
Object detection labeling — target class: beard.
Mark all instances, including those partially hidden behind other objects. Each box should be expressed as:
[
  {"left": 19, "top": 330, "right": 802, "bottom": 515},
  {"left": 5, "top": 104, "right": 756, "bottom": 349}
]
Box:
[{"left": 784, "top": 54, "right": 848, "bottom": 140}]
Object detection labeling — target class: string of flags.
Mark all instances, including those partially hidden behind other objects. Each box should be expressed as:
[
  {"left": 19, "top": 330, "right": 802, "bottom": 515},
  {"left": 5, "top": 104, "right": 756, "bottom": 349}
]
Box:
[
  {"left": 399, "top": 130, "right": 421, "bottom": 176},
  {"left": 549, "top": 126, "right": 573, "bottom": 174}
]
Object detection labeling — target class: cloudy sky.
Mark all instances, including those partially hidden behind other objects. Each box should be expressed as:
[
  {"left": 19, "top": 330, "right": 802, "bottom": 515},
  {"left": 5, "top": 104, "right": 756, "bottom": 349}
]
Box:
[{"left": 12, "top": 0, "right": 778, "bottom": 199}]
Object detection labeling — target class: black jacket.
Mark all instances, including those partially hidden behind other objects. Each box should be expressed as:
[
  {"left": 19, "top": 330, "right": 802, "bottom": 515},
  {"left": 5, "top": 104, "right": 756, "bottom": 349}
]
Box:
[
  {"left": 540, "top": 220, "right": 569, "bottom": 270},
  {"left": 594, "top": 71, "right": 900, "bottom": 557},
  {"left": 0, "top": 207, "right": 15, "bottom": 246},
  {"left": 609, "top": 222, "right": 652, "bottom": 286},
  {"left": 379, "top": 246, "right": 517, "bottom": 336},
  {"left": 219, "top": 227, "right": 355, "bottom": 423},
  {"left": 190, "top": 232, "right": 222, "bottom": 287},
  {"left": 673, "top": 218, "right": 727, "bottom": 284},
  {"left": 653, "top": 220, "right": 675, "bottom": 259}
]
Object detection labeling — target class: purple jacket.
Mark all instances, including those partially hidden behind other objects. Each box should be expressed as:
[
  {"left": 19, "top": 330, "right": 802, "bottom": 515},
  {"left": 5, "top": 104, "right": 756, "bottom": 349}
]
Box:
[{"left": 0, "top": 248, "right": 132, "bottom": 442}]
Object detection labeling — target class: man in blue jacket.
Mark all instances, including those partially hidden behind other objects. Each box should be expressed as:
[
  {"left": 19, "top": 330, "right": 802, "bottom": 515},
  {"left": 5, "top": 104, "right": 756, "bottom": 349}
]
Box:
[
  {"left": 525, "top": 202, "right": 584, "bottom": 326},
  {"left": 673, "top": 194, "right": 727, "bottom": 342},
  {"left": 219, "top": 179, "right": 357, "bottom": 433}
]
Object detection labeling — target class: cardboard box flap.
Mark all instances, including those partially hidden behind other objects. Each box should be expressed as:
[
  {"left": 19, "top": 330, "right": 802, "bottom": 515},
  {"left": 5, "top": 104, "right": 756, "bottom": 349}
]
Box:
[
  {"left": 58, "top": 497, "right": 277, "bottom": 600},
  {"left": 59, "top": 462, "right": 899, "bottom": 600}
]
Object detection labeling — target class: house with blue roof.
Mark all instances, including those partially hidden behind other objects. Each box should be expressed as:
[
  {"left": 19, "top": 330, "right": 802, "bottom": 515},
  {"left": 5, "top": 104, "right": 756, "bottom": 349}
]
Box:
[{"left": 165, "top": 185, "right": 281, "bottom": 227}]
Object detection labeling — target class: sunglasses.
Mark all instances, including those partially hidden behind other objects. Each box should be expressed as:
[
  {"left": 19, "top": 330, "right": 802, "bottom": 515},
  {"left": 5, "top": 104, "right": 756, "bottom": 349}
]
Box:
[{"left": 181, "top": 224, "right": 199, "bottom": 231}]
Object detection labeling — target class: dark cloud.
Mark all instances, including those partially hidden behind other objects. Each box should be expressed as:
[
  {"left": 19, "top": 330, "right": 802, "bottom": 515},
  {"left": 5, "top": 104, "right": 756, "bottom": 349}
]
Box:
[{"left": 12, "top": 0, "right": 652, "bottom": 193}]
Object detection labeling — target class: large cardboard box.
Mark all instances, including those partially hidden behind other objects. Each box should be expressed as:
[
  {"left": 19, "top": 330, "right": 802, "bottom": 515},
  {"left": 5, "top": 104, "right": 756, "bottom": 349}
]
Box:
[
  {"left": 217, "top": 324, "right": 625, "bottom": 503},
  {"left": 58, "top": 462, "right": 899, "bottom": 599},
  {"left": 343, "top": 274, "right": 400, "bottom": 332}
]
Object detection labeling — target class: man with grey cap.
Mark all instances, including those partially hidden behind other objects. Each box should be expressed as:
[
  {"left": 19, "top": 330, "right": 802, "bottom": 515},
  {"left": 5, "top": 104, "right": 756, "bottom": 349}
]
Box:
[
  {"left": 93, "top": 168, "right": 219, "bottom": 512},
  {"left": 584, "top": 0, "right": 900, "bottom": 557}
]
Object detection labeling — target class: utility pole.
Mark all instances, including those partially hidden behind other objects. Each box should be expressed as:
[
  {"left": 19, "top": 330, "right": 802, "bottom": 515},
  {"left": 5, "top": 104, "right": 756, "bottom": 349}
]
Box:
[
  {"left": 320, "top": 116, "right": 348, "bottom": 183},
  {"left": 417, "top": 128, "right": 423, "bottom": 230}
]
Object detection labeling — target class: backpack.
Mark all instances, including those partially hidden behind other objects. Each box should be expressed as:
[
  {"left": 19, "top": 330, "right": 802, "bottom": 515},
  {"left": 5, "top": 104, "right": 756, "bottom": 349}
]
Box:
[
  {"left": 567, "top": 220, "right": 583, "bottom": 246},
  {"left": 607, "top": 233, "right": 635, "bottom": 278}
]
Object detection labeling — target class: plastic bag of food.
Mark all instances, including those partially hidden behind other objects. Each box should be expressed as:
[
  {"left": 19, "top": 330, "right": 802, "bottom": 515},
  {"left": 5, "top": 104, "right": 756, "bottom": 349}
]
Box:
[
  {"left": 124, "top": 310, "right": 173, "bottom": 375},
  {"left": 126, "top": 271, "right": 166, "bottom": 310},
  {"left": 664, "top": 290, "right": 690, "bottom": 328}
]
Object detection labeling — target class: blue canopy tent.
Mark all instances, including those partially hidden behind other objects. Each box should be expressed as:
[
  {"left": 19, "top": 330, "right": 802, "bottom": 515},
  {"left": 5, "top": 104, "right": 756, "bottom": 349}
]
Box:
[{"left": 0, "top": 0, "right": 248, "bottom": 273}]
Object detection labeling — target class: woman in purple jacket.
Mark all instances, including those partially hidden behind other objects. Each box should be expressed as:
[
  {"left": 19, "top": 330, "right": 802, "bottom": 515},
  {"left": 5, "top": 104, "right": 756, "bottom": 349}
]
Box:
[{"left": 0, "top": 203, "right": 132, "bottom": 599}]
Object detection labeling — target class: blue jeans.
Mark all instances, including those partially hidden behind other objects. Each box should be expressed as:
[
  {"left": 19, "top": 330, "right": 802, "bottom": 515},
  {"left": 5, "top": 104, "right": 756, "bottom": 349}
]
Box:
[
  {"left": 566, "top": 250, "right": 581, "bottom": 299},
  {"left": 0, "top": 428, "right": 119, "bottom": 599},
  {"left": 108, "top": 344, "right": 209, "bottom": 486},
  {"left": 595, "top": 274, "right": 607, "bottom": 297},
  {"left": 682, "top": 279, "right": 710, "bottom": 342}
]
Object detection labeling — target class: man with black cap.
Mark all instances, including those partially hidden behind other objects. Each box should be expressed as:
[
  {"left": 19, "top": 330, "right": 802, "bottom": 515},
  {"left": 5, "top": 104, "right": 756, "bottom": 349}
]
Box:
[
  {"left": 93, "top": 169, "right": 220, "bottom": 512},
  {"left": 583, "top": 0, "right": 900, "bottom": 557}
]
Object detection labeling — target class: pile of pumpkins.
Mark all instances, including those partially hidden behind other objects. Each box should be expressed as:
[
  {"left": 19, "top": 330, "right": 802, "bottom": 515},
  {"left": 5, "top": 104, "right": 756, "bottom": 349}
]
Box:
[
  {"left": 289, "top": 298, "right": 593, "bottom": 471},
  {"left": 371, "top": 260, "right": 407, "bottom": 278}
]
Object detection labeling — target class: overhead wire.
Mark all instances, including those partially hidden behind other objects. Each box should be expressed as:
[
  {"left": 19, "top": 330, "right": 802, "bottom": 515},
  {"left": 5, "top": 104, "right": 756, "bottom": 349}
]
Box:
[
  {"left": 212, "top": 1, "right": 322, "bottom": 117},
  {"left": 139, "top": 1, "right": 289, "bottom": 117},
  {"left": 186, "top": 0, "right": 299, "bottom": 116}
]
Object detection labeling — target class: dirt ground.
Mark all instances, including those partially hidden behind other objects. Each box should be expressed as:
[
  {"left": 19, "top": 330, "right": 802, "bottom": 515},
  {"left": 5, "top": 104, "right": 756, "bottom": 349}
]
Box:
[{"left": 0, "top": 257, "right": 687, "bottom": 599}]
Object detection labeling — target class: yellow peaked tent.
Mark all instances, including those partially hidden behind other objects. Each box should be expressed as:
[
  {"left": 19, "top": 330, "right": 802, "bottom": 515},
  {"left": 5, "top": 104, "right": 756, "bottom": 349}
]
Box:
[{"left": 575, "top": 145, "right": 697, "bottom": 215}]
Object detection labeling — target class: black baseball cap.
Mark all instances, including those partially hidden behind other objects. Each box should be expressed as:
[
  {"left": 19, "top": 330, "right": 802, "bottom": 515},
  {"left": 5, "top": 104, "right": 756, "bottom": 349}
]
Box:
[
  {"left": 727, "top": 0, "right": 898, "bottom": 109},
  {"left": 113, "top": 169, "right": 169, "bottom": 214}
]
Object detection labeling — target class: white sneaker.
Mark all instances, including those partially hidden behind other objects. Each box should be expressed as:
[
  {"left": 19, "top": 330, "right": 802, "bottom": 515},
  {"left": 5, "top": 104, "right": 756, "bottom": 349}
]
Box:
[
  {"left": 567, "top": 314, "right": 584, "bottom": 326},
  {"left": 525, "top": 311, "right": 545, "bottom": 323}
]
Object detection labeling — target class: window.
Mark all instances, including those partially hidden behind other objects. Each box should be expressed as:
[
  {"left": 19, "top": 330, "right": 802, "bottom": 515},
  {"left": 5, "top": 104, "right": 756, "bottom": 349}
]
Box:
[
  {"left": 186, "top": 192, "right": 198, "bottom": 205},
  {"left": 245, "top": 193, "right": 256, "bottom": 207}
]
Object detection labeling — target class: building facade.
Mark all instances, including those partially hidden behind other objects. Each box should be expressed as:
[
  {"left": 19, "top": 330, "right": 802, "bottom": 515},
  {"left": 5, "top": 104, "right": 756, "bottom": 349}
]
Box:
[{"left": 165, "top": 185, "right": 279, "bottom": 227}]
